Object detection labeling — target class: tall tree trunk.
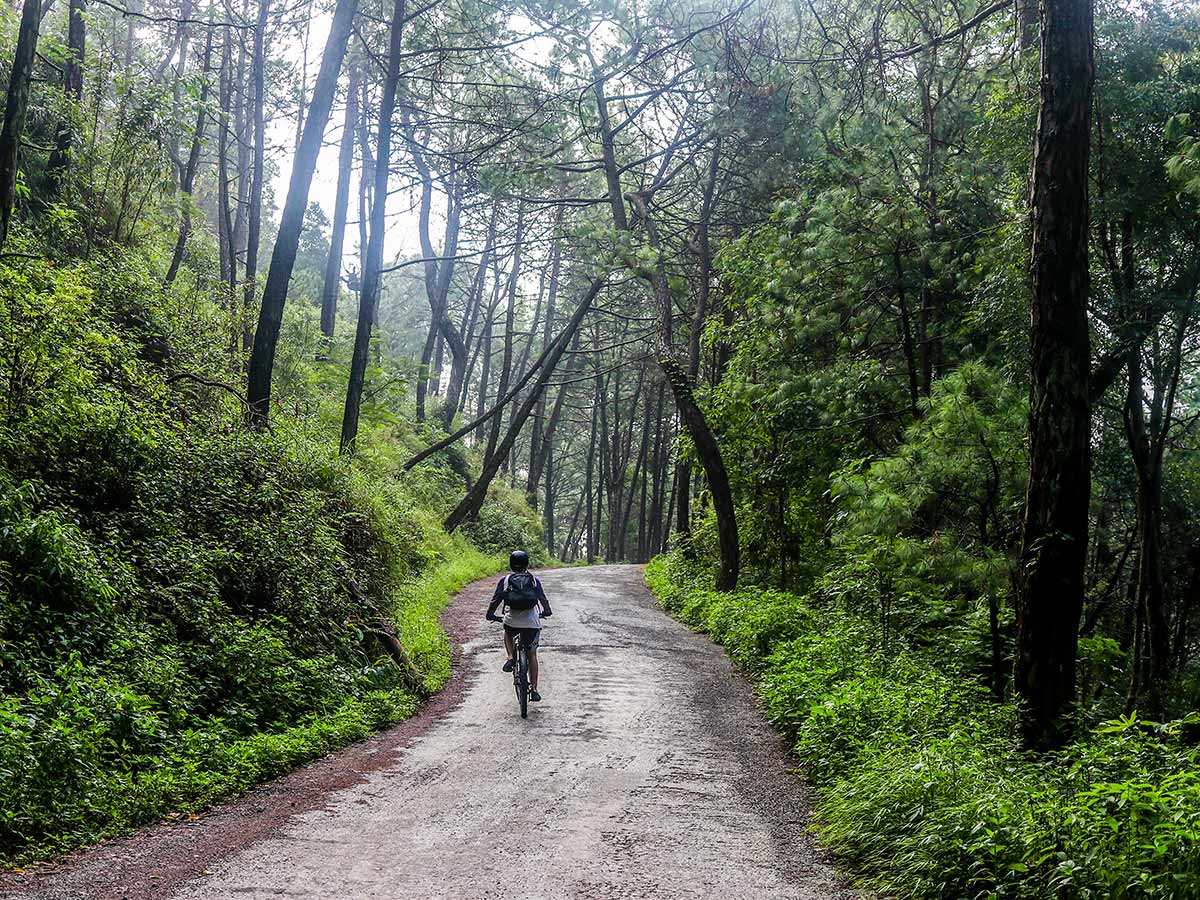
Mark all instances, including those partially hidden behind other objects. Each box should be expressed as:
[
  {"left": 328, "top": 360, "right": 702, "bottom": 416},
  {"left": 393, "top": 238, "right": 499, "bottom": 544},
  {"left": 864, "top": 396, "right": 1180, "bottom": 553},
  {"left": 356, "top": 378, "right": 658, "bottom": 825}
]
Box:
[
  {"left": 674, "top": 144, "right": 721, "bottom": 548},
  {"left": 475, "top": 279, "right": 496, "bottom": 423},
  {"left": 584, "top": 368, "right": 599, "bottom": 564},
  {"left": 242, "top": 0, "right": 271, "bottom": 358},
  {"left": 356, "top": 72, "right": 373, "bottom": 306},
  {"left": 339, "top": 0, "right": 404, "bottom": 451},
  {"left": 526, "top": 227, "right": 561, "bottom": 506},
  {"left": 46, "top": 0, "right": 85, "bottom": 192},
  {"left": 1019, "top": 0, "right": 1038, "bottom": 50},
  {"left": 244, "top": 0, "right": 358, "bottom": 424},
  {"left": 544, "top": 431, "right": 556, "bottom": 554},
  {"left": 628, "top": 192, "right": 740, "bottom": 590},
  {"left": 448, "top": 203, "right": 496, "bottom": 425},
  {"left": 1014, "top": 0, "right": 1094, "bottom": 751},
  {"left": 484, "top": 208, "right": 524, "bottom": 464},
  {"left": 592, "top": 71, "right": 738, "bottom": 586},
  {"left": 231, "top": 11, "right": 251, "bottom": 268},
  {"left": 531, "top": 328, "right": 584, "bottom": 506},
  {"left": 0, "top": 0, "right": 44, "bottom": 251},
  {"left": 645, "top": 380, "right": 666, "bottom": 560},
  {"left": 403, "top": 112, "right": 467, "bottom": 428},
  {"left": 217, "top": 25, "right": 237, "bottom": 302},
  {"left": 561, "top": 477, "right": 586, "bottom": 561},
  {"left": 318, "top": 60, "right": 359, "bottom": 357},
  {"left": 123, "top": 0, "right": 137, "bottom": 66},
  {"left": 621, "top": 390, "right": 651, "bottom": 559},
  {"left": 165, "top": 29, "right": 214, "bottom": 285},
  {"left": 165, "top": 12, "right": 193, "bottom": 187},
  {"left": 413, "top": 173, "right": 461, "bottom": 422}
]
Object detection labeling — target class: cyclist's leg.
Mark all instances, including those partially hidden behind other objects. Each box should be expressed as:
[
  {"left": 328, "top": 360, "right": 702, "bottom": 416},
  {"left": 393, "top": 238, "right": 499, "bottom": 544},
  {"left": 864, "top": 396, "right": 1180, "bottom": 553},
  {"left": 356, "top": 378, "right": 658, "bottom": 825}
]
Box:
[
  {"left": 502, "top": 625, "right": 516, "bottom": 671},
  {"left": 526, "top": 627, "right": 541, "bottom": 690}
]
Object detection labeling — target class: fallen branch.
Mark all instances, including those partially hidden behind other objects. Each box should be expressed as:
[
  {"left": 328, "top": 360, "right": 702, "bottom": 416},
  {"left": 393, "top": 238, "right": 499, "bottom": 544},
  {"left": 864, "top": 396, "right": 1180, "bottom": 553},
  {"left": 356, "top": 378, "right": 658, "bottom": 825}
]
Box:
[{"left": 165, "top": 372, "right": 251, "bottom": 405}]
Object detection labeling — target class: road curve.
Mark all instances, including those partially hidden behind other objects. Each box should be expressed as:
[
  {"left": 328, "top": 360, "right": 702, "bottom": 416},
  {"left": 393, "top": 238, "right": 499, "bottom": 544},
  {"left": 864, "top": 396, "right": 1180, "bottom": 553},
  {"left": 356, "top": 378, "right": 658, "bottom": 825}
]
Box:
[{"left": 3, "top": 564, "right": 852, "bottom": 900}]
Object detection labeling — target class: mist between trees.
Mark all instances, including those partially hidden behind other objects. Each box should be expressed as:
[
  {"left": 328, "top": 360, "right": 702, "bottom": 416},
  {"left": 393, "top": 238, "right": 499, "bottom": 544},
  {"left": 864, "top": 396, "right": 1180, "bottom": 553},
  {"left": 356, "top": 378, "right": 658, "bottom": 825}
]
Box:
[{"left": 2, "top": 0, "right": 1200, "bottom": 891}]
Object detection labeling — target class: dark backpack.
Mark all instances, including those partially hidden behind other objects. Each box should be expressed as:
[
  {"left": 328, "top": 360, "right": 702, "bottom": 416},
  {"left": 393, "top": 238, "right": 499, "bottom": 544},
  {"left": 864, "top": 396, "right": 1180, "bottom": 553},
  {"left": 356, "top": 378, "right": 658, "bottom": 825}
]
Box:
[{"left": 504, "top": 571, "right": 539, "bottom": 610}]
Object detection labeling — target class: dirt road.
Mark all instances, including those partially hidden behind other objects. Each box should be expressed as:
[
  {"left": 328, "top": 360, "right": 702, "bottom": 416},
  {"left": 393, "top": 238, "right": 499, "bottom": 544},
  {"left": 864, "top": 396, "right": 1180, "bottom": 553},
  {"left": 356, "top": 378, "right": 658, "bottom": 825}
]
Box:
[{"left": 3, "top": 565, "right": 851, "bottom": 900}]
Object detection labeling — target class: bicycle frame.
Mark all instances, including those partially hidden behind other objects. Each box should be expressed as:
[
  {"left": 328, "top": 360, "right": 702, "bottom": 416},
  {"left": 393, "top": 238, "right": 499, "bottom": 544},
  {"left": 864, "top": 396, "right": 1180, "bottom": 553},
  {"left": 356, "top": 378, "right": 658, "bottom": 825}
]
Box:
[
  {"left": 513, "top": 632, "right": 530, "bottom": 718},
  {"left": 493, "top": 621, "right": 532, "bottom": 718}
]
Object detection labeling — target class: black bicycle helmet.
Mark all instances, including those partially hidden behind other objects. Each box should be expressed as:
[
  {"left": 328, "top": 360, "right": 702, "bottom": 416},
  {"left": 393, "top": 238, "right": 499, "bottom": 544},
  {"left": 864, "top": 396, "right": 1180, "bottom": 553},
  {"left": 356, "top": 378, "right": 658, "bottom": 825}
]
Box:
[{"left": 509, "top": 549, "right": 530, "bottom": 572}]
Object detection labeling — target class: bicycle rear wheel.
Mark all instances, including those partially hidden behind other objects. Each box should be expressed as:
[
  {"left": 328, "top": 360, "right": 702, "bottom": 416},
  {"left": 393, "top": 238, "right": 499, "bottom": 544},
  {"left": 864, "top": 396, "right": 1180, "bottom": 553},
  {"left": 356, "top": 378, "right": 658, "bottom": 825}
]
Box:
[{"left": 516, "top": 644, "right": 529, "bottom": 719}]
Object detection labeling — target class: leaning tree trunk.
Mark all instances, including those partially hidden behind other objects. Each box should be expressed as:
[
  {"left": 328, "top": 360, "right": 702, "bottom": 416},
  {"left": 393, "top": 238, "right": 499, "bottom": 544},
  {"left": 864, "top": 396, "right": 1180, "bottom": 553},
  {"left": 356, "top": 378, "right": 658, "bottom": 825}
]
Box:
[
  {"left": 0, "top": 0, "right": 44, "bottom": 251},
  {"left": 443, "top": 278, "right": 605, "bottom": 533},
  {"left": 1014, "top": 0, "right": 1094, "bottom": 752},
  {"left": 626, "top": 191, "right": 740, "bottom": 589},
  {"left": 339, "top": 0, "right": 405, "bottom": 451},
  {"left": 592, "top": 67, "right": 738, "bottom": 586},
  {"left": 675, "top": 140, "right": 721, "bottom": 546},
  {"left": 244, "top": 0, "right": 358, "bottom": 425}
]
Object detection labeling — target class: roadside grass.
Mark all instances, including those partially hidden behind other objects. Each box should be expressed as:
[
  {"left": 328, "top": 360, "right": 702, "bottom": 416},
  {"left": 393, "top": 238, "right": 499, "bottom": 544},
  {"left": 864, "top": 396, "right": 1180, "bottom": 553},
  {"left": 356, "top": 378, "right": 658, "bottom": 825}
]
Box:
[{"left": 392, "top": 536, "right": 506, "bottom": 694}]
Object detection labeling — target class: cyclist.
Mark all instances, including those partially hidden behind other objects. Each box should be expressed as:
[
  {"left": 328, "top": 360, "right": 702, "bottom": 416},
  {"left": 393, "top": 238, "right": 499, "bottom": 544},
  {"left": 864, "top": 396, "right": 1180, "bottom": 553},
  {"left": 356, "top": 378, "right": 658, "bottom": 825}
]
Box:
[{"left": 485, "top": 550, "right": 552, "bottom": 701}]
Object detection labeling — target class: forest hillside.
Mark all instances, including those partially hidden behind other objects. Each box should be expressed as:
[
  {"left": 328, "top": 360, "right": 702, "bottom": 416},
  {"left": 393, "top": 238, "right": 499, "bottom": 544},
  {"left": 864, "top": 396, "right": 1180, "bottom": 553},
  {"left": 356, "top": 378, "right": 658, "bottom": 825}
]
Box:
[{"left": 1, "top": 0, "right": 1199, "bottom": 894}]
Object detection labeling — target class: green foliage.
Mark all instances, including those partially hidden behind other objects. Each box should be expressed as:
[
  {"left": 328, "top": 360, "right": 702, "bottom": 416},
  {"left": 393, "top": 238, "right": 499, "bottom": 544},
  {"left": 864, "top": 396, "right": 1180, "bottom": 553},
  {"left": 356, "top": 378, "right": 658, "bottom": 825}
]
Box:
[
  {"left": 460, "top": 481, "right": 546, "bottom": 563},
  {"left": 647, "top": 552, "right": 1200, "bottom": 900},
  {"left": 0, "top": 249, "right": 505, "bottom": 865}
]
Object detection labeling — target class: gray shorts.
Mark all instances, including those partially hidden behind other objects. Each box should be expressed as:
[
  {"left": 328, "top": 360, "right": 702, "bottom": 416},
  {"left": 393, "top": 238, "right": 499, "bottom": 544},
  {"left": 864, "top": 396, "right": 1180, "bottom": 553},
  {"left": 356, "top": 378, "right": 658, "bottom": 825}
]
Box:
[{"left": 503, "top": 624, "right": 541, "bottom": 651}]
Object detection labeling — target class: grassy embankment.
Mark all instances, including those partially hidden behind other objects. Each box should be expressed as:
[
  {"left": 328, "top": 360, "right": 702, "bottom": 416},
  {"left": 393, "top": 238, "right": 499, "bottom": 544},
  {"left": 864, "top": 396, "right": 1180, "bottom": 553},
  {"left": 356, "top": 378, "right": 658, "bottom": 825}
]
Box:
[{"left": 0, "top": 246, "right": 526, "bottom": 866}]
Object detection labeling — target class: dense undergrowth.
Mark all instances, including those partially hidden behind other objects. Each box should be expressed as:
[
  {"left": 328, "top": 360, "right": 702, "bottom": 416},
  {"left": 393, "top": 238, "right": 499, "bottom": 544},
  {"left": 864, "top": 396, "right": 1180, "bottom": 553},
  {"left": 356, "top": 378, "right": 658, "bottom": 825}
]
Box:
[
  {"left": 646, "top": 553, "right": 1200, "bottom": 900},
  {"left": 0, "top": 238, "right": 534, "bottom": 865}
]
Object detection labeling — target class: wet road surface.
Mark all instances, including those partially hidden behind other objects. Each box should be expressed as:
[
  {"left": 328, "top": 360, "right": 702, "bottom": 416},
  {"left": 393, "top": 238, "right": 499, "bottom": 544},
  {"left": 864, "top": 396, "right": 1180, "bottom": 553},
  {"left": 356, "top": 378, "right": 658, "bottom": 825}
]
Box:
[{"left": 3, "top": 565, "right": 851, "bottom": 900}]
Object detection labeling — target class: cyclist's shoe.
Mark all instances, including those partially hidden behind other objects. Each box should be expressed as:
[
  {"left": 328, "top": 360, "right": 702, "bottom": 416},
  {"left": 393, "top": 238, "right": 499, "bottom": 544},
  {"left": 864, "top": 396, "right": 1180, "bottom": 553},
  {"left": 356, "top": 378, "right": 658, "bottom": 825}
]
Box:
[
  {"left": 530, "top": 688, "right": 542, "bottom": 702},
  {"left": 502, "top": 658, "right": 515, "bottom": 673}
]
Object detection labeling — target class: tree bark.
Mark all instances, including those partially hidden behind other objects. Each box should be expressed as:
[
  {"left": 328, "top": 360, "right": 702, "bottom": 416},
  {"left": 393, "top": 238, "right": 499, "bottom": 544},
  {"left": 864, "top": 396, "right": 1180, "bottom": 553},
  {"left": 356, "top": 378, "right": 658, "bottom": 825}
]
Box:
[
  {"left": 339, "top": 0, "right": 404, "bottom": 450},
  {"left": 242, "top": 0, "right": 271, "bottom": 358},
  {"left": 244, "top": 0, "right": 358, "bottom": 424},
  {"left": 46, "top": 0, "right": 85, "bottom": 192},
  {"left": 165, "top": 29, "right": 214, "bottom": 286},
  {"left": 0, "top": 0, "right": 44, "bottom": 251},
  {"left": 1014, "top": 0, "right": 1094, "bottom": 751},
  {"left": 318, "top": 60, "right": 359, "bottom": 357}
]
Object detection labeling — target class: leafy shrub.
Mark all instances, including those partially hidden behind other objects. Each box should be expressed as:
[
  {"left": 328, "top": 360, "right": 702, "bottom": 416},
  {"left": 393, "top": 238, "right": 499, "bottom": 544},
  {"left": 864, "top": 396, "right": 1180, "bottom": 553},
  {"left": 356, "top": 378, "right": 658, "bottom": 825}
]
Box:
[
  {"left": 460, "top": 481, "right": 544, "bottom": 560},
  {"left": 645, "top": 551, "right": 1200, "bottom": 900},
  {"left": 0, "top": 254, "right": 505, "bottom": 864}
]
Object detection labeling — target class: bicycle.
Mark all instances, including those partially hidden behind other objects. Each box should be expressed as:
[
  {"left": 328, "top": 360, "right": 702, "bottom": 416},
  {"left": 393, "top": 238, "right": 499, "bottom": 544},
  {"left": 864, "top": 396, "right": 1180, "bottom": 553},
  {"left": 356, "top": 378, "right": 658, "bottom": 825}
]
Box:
[{"left": 491, "top": 620, "right": 532, "bottom": 718}]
